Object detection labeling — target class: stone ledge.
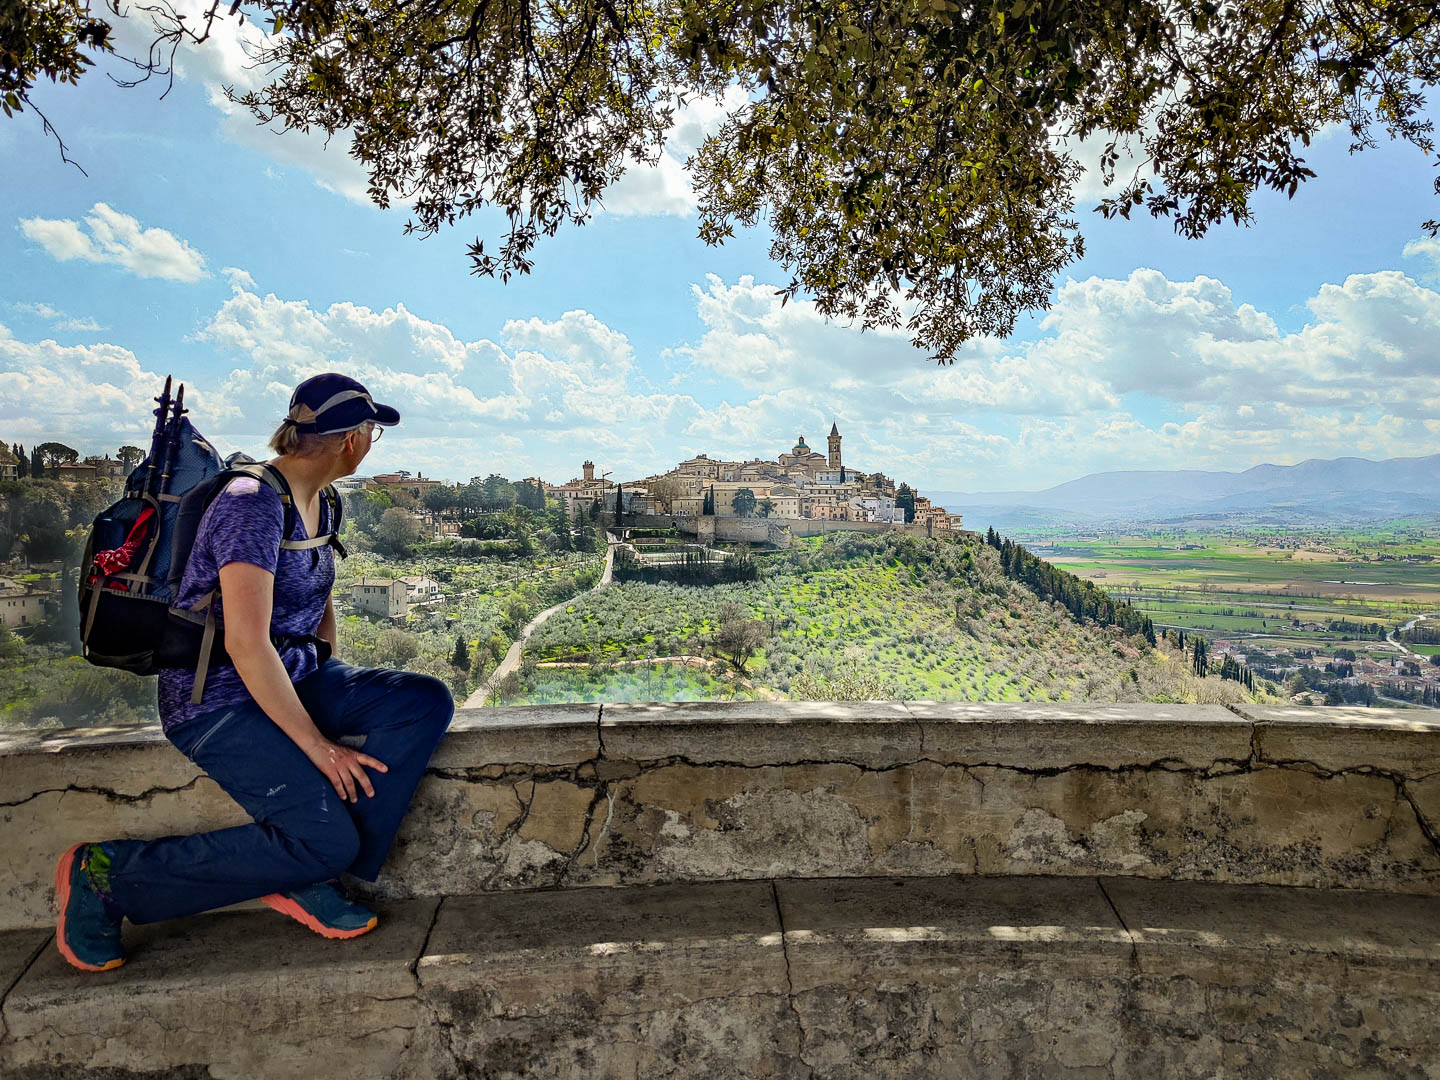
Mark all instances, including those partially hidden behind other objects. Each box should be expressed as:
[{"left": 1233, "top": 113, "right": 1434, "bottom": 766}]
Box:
[
  {"left": 4, "top": 703, "right": 1440, "bottom": 930},
  {"left": 1234, "top": 704, "right": 1440, "bottom": 777},
  {"left": 4, "top": 876, "right": 1440, "bottom": 1078}
]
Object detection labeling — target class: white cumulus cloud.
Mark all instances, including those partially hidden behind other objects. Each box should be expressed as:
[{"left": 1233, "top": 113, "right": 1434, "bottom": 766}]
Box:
[
  {"left": 18, "top": 203, "right": 208, "bottom": 282},
  {"left": 186, "top": 275, "right": 698, "bottom": 477},
  {"left": 5, "top": 244, "right": 1438, "bottom": 492},
  {"left": 0, "top": 325, "right": 168, "bottom": 446},
  {"left": 668, "top": 252, "right": 1440, "bottom": 488},
  {"left": 599, "top": 86, "right": 753, "bottom": 218}
]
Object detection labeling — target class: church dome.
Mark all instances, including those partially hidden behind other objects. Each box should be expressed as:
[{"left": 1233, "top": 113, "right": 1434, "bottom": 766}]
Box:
[{"left": 792, "top": 436, "right": 808, "bottom": 454}]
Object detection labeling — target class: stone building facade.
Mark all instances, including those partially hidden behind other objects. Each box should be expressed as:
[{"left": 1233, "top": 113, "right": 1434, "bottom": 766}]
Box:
[
  {"left": 572, "top": 422, "right": 958, "bottom": 534},
  {"left": 351, "top": 578, "right": 409, "bottom": 619}
]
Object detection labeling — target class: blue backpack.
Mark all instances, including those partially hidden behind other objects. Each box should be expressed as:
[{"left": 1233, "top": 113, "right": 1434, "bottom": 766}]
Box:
[{"left": 78, "top": 379, "right": 344, "bottom": 699}]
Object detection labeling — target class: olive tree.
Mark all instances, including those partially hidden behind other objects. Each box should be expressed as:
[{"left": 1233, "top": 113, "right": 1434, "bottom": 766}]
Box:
[
  {"left": 376, "top": 506, "right": 421, "bottom": 558},
  {"left": 713, "top": 600, "right": 765, "bottom": 673}
]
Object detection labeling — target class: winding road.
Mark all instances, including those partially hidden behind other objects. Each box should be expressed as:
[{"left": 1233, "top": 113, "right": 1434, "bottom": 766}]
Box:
[
  {"left": 1385, "top": 613, "right": 1439, "bottom": 659},
  {"left": 462, "top": 535, "right": 617, "bottom": 708}
]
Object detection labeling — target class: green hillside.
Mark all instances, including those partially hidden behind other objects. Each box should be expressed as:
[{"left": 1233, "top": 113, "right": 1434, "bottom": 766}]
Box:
[{"left": 504, "top": 532, "right": 1270, "bottom": 706}]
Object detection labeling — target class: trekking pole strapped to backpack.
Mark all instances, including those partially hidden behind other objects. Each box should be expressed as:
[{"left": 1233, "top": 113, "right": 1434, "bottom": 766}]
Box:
[{"left": 140, "top": 376, "right": 173, "bottom": 502}]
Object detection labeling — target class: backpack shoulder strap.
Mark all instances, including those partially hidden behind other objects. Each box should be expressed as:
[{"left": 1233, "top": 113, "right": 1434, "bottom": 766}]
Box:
[
  {"left": 324, "top": 484, "right": 347, "bottom": 559},
  {"left": 224, "top": 463, "right": 344, "bottom": 555},
  {"left": 220, "top": 463, "right": 299, "bottom": 546}
]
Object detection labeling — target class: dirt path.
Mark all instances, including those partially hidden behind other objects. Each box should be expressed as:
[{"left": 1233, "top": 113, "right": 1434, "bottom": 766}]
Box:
[
  {"left": 531, "top": 655, "right": 781, "bottom": 699},
  {"left": 535, "top": 655, "right": 713, "bottom": 669},
  {"left": 462, "top": 536, "right": 617, "bottom": 708}
]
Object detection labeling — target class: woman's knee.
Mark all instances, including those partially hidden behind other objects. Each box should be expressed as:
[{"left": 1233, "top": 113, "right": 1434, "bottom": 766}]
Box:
[
  {"left": 405, "top": 673, "right": 455, "bottom": 735},
  {"left": 288, "top": 816, "right": 361, "bottom": 878}
]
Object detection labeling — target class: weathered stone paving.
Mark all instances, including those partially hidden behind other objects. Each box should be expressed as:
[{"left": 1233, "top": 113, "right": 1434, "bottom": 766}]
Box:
[{"left": 3, "top": 875, "right": 1439, "bottom": 1077}]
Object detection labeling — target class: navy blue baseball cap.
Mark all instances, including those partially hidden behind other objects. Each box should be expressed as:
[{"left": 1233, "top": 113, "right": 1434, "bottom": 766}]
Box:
[{"left": 286, "top": 373, "right": 400, "bottom": 434}]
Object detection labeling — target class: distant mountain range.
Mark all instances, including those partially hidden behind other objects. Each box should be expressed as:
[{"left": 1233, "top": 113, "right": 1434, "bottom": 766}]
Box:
[{"left": 933, "top": 454, "right": 1440, "bottom": 529}]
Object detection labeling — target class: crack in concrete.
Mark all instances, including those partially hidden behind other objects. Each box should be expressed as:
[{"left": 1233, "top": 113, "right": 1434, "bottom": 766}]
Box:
[
  {"left": 595, "top": 703, "right": 607, "bottom": 758},
  {"left": 417, "top": 719, "right": 1439, "bottom": 795},
  {"left": 478, "top": 781, "right": 540, "bottom": 891},
  {"left": 1227, "top": 707, "right": 1265, "bottom": 766},
  {"left": 769, "top": 879, "right": 810, "bottom": 1068},
  {"left": 619, "top": 751, "right": 1261, "bottom": 780},
  {"left": 423, "top": 747, "right": 1437, "bottom": 789},
  {"left": 1399, "top": 783, "right": 1440, "bottom": 864},
  {"left": 1256, "top": 754, "right": 1440, "bottom": 783},
  {"left": 413, "top": 897, "right": 444, "bottom": 980},
  {"left": 0, "top": 775, "right": 205, "bottom": 809},
  {"left": 900, "top": 705, "right": 927, "bottom": 758},
  {"left": 407, "top": 897, "right": 461, "bottom": 1079},
  {"left": 554, "top": 784, "right": 610, "bottom": 888},
  {"left": 591, "top": 789, "right": 616, "bottom": 869},
  {"left": 1095, "top": 878, "right": 1139, "bottom": 968},
  {"left": 0, "top": 931, "right": 52, "bottom": 1038}
]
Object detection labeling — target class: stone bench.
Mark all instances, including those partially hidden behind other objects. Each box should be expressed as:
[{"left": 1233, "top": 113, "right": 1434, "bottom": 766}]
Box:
[
  {"left": 4, "top": 703, "right": 1440, "bottom": 930},
  {"left": 4, "top": 874, "right": 1439, "bottom": 1078}
]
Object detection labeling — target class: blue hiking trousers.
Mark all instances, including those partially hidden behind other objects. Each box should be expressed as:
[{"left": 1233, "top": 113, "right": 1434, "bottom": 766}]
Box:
[{"left": 103, "top": 659, "right": 454, "bottom": 925}]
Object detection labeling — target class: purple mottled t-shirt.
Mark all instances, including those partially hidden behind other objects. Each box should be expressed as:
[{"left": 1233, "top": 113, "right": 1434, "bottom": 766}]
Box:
[{"left": 158, "top": 475, "right": 334, "bottom": 731}]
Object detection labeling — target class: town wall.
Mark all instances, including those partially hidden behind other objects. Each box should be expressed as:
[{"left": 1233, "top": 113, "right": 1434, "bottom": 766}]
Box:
[
  {"left": 609, "top": 512, "right": 967, "bottom": 546},
  {"left": 661, "top": 513, "right": 957, "bottom": 544}
]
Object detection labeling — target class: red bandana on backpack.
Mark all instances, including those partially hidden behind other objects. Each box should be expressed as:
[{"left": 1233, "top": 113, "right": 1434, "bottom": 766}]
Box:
[{"left": 87, "top": 507, "right": 157, "bottom": 591}]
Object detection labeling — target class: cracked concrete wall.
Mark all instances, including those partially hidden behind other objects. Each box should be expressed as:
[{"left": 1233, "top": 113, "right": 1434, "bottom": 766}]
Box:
[{"left": 4, "top": 702, "right": 1440, "bottom": 929}]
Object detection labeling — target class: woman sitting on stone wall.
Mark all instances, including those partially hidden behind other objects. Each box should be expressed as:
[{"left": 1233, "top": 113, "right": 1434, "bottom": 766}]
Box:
[{"left": 54, "top": 374, "right": 454, "bottom": 971}]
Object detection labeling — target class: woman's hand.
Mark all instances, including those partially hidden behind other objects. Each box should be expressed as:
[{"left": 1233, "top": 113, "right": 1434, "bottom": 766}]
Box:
[{"left": 303, "top": 738, "right": 389, "bottom": 802}]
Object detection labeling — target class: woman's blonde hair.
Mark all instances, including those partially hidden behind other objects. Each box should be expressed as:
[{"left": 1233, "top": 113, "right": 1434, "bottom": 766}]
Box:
[{"left": 267, "top": 421, "right": 358, "bottom": 459}]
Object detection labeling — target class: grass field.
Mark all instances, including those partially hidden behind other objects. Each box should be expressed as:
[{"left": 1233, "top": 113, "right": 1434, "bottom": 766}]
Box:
[{"left": 1020, "top": 526, "right": 1440, "bottom": 659}]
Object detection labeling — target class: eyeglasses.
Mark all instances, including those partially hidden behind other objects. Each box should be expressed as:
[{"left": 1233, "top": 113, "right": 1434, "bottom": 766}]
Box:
[{"left": 347, "top": 424, "right": 383, "bottom": 445}]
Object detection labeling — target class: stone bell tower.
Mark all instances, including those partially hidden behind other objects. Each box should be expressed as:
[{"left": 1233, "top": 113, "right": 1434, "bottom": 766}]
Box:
[
  {"left": 583, "top": 460, "right": 595, "bottom": 482},
  {"left": 828, "top": 423, "right": 842, "bottom": 469}
]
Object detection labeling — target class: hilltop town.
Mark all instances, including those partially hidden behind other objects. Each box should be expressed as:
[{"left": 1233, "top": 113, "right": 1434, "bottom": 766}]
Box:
[
  {"left": 343, "top": 424, "right": 960, "bottom": 547},
  {"left": 545, "top": 424, "right": 958, "bottom": 533}
]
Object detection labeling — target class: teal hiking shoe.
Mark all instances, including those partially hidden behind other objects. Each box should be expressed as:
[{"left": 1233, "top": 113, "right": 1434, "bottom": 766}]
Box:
[
  {"left": 55, "top": 843, "right": 125, "bottom": 972},
  {"left": 262, "top": 882, "right": 378, "bottom": 939}
]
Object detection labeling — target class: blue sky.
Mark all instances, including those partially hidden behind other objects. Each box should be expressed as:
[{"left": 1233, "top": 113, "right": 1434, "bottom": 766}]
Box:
[{"left": 3, "top": 12, "right": 1439, "bottom": 494}]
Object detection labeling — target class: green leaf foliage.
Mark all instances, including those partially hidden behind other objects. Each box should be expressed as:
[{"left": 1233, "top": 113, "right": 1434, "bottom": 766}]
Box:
[{"left": 11, "top": 0, "right": 1440, "bottom": 357}]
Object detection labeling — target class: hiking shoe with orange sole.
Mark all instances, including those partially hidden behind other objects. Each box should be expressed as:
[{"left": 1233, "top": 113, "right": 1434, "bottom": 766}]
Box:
[
  {"left": 261, "top": 882, "right": 378, "bottom": 939},
  {"left": 55, "top": 843, "right": 125, "bottom": 972}
]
